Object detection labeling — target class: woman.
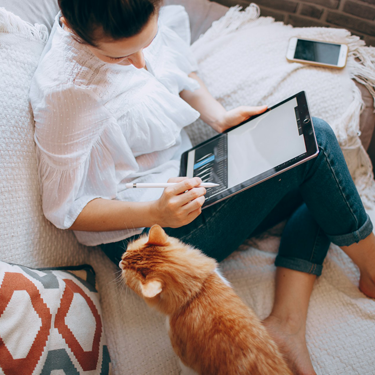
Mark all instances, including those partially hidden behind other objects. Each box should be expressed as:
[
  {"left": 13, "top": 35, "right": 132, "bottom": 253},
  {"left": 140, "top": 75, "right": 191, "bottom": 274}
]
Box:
[{"left": 29, "top": 0, "right": 375, "bottom": 373}]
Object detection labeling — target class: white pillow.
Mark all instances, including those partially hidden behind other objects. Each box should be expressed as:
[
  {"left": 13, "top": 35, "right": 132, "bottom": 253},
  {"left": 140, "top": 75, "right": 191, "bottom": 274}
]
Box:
[
  {"left": 0, "top": 0, "right": 58, "bottom": 31},
  {"left": 0, "top": 8, "right": 91, "bottom": 267}
]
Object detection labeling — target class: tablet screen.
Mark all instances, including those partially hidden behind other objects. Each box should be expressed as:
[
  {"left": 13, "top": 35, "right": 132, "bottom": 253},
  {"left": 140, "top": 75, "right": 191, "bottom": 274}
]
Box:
[
  {"left": 227, "top": 97, "right": 306, "bottom": 188},
  {"left": 184, "top": 93, "right": 314, "bottom": 204}
]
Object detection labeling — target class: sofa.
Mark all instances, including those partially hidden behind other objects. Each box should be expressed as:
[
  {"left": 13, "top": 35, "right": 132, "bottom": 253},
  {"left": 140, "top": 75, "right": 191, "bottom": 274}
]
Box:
[{"left": 1, "top": 0, "right": 375, "bottom": 374}]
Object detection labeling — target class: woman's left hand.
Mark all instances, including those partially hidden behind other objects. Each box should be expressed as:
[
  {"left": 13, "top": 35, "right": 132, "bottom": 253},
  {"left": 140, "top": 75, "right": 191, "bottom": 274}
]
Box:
[{"left": 214, "top": 105, "right": 268, "bottom": 133}]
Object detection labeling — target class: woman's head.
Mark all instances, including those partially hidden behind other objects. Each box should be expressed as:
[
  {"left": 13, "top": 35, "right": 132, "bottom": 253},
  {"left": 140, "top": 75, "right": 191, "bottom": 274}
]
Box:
[{"left": 59, "top": 0, "right": 162, "bottom": 67}]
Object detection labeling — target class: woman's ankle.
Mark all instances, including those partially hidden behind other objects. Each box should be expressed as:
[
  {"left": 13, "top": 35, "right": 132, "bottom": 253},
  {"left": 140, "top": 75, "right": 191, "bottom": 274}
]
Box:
[
  {"left": 341, "top": 233, "right": 375, "bottom": 276},
  {"left": 264, "top": 312, "right": 306, "bottom": 336},
  {"left": 359, "top": 272, "right": 375, "bottom": 298}
]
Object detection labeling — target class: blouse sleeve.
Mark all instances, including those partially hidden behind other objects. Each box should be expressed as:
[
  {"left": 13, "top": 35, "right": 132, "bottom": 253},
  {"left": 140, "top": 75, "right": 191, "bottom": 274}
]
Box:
[{"left": 32, "top": 84, "right": 138, "bottom": 229}]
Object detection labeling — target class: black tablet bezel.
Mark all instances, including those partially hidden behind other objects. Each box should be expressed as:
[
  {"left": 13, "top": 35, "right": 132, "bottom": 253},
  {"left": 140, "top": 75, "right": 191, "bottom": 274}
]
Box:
[{"left": 180, "top": 91, "right": 319, "bottom": 209}]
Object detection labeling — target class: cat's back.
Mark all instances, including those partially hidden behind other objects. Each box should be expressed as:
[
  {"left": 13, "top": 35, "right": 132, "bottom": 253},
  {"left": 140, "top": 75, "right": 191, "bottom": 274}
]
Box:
[{"left": 169, "top": 272, "right": 292, "bottom": 375}]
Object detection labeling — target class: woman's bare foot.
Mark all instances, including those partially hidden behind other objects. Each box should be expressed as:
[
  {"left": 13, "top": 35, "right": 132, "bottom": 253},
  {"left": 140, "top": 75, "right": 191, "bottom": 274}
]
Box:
[
  {"left": 341, "top": 233, "right": 375, "bottom": 298},
  {"left": 262, "top": 315, "right": 316, "bottom": 375},
  {"left": 359, "top": 271, "right": 375, "bottom": 298}
]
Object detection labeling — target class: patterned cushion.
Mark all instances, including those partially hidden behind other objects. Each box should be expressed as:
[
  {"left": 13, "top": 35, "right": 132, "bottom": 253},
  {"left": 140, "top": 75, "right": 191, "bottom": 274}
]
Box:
[{"left": 0, "top": 261, "right": 111, "bottom": 374}]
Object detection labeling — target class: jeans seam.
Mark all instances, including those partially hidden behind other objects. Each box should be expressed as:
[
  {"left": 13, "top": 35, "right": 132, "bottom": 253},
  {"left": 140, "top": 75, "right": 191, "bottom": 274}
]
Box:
[
  {"left": 320, "top": 147, "right": 359, "bottom": 231},
  {"left": 310, "top": 229, "right": 319, "bottom": 262},
  {"left": 310, "top": 228, "right": 321, "bottom": 268}
]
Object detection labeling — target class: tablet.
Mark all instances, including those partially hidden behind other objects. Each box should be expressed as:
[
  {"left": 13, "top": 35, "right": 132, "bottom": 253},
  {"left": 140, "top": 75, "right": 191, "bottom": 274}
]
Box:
[{"left": 179, "top": 91, "right": 319, "bottom": 208}]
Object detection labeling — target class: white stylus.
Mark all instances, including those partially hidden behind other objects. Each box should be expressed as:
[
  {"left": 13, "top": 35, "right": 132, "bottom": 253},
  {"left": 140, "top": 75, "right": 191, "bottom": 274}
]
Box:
[{"left": 125, "top": 182, "right": 220, "bottom": 188}]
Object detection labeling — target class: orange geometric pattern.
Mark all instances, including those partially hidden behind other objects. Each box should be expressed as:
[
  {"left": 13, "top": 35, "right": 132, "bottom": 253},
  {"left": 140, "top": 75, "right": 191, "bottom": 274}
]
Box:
[
  {"left": 0, "top": 273, "right": 52, "bottom": 375},
  {"left": 54, "top": 279, "right": 103, "bottom": 371}
]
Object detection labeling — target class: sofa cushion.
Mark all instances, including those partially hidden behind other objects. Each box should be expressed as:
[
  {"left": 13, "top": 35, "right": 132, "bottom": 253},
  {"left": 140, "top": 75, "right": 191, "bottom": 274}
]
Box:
[{"left": 0, "top": 261, "right": 111, "bottom": 374}]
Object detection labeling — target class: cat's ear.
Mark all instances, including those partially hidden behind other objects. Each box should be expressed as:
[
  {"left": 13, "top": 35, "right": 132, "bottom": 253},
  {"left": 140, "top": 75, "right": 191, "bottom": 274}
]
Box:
[
  {"left": 140, "top": 280, "right": 162, "bottom": 298},
  {"left": 147, "top": 225, "right": 169, "bottom": 246}
]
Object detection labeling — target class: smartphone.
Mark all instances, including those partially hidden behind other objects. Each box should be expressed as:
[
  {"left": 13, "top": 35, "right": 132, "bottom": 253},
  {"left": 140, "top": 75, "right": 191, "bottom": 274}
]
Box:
[{"left": 286, "top": 37, "right": 348, "bottom": 68}]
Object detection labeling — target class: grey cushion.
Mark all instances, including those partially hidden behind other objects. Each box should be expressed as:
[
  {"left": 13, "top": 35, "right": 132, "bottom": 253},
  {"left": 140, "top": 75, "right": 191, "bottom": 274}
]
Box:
[
  {"left": 0, "top": 0, "right": 59, "bottom": 31},
  {"left": 164, "top": 0, "right": 227, "bottom": 43}
]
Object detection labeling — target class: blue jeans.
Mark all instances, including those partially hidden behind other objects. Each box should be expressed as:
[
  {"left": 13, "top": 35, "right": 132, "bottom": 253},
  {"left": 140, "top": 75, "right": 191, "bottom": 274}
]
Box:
[{"left": 101, "top": 118, "right": 373, "bottom": 276}]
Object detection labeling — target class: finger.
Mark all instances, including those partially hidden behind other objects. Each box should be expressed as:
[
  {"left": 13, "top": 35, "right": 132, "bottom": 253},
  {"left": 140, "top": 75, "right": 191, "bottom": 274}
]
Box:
[
  {"left": 185, "top": 203, "right": 204, "bottom": 222},
  {"left": 184, "top": 208, "right": 202, "bottom": 224},
  {"left": 178, "top": 187, "right": 206, "bottom": 205},
  {"left": 244, "top": 105, "right": 268, "bottom": 117},
  {"left": 167, "top": 176, "right": 189, "bottom": 183},
  {"left": 171, "top": 177, "right": 202, "bottom": 195},
  {"left": 182, "top": 195, "right": 205, "bottom": 212}
]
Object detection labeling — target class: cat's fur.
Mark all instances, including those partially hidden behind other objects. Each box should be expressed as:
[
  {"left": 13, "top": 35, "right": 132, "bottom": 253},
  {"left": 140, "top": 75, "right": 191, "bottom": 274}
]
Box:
[{"left": 120, "top": 225, "right": 292, "bottom": 375}]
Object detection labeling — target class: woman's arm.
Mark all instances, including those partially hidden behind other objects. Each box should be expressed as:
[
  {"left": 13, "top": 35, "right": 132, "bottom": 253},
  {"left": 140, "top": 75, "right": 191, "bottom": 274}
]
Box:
[
  {"left": 180, "top": 72, "right": 267, "bottom": 132},
  {"left": 69, "top": 198, "right": 157, "bottom": 231},
  {"left": 179, "top": 73, "right": 226, "bottom": 131},
  {"left": 69, "top": 177, "right": 205, "bottom": 231}
]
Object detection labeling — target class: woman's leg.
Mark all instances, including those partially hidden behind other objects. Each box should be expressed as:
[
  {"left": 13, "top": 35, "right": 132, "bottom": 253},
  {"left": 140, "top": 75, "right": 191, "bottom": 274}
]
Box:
[
  {"left": 298, "top": 118, "right": 375, "bottom": 299},
  {"left": 264, "top": 204, "right": 328, "bottom": 375},
  {"left": 264, "top": 221, "right": 375, "bottom": 375},
  {"left": 262, "top": 118, "right": 375, "bottom": 375},
  {"left": 167, "top": 118, "right": 372, "bottom": 268},
  {"left": 263, "top": 268, "right": 317, "bottom": 375},
  {"left": 341, "top": 233, "right": 375, "bottom": 298}
]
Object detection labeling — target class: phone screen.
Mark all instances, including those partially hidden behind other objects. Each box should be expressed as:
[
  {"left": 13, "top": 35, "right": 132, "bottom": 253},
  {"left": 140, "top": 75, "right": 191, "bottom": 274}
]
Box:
[{"left": 294, "top": 39, "right": 341, "bottom": 65}]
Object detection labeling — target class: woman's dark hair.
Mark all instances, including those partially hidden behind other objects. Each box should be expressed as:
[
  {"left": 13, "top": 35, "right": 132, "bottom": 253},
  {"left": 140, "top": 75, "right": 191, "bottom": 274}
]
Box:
[{"left": 58, "top": 0, "right": 162, "bottom": 47}]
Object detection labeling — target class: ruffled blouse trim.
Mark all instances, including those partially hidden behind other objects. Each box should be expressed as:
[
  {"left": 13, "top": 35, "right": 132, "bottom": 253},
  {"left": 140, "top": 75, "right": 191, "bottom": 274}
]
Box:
[{"left": 119, "top": 90, "right": 200, "bottom": 157}]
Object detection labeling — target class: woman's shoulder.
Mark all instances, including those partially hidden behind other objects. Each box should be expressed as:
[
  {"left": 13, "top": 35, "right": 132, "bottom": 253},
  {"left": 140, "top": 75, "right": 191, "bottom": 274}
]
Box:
[{"left": 31, "top": 16, "right": 134, "bottom": 100}]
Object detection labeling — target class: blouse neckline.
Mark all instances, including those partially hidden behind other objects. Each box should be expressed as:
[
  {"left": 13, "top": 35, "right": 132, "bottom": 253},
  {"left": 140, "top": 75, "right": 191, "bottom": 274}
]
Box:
[{"left": 56, "top": 13, "right": 154, "bottom": 74}]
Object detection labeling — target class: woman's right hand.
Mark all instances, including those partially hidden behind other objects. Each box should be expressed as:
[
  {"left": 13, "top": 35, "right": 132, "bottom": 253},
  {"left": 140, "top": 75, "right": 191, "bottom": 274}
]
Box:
[{"left": 152, "top": 177, "right": 206, "bottom": 228}]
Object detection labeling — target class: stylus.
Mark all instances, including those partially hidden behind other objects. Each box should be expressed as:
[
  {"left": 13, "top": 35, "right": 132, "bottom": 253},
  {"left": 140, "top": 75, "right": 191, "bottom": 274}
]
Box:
[{"left": 125, "top": 182, "right": 220, "bottom": 188}]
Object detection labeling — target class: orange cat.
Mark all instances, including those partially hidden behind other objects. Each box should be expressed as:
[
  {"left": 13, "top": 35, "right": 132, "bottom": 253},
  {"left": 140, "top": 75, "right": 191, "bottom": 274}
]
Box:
[{"left": 120, "top": 224, "right": 292, "bottom": 375}]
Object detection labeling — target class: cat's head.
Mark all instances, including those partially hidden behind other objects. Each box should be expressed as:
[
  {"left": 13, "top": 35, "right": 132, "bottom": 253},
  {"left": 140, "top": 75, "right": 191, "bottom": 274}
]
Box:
[{"left": 119, "top": 225, "right": 217, "bottom": 315}]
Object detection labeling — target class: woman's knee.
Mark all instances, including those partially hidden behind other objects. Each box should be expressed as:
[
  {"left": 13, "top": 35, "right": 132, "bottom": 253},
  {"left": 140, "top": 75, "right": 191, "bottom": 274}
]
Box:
[{"left": 311, "top": 117, "right": 338, "bottom": 149}]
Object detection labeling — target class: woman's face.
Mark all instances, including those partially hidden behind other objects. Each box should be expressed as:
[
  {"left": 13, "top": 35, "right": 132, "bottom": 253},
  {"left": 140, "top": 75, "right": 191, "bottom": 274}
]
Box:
[{"left": 63, "top": 13, "right": 158, "bottom": 69}]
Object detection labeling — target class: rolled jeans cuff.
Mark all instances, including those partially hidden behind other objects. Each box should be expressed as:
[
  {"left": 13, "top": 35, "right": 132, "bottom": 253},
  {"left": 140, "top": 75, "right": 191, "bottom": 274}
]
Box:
[
  {"left": 328, "top": 214, "right": 373, "bottom": 247},
  {"left": 275, "top": 255, "right": 323, "bottom": 276}
]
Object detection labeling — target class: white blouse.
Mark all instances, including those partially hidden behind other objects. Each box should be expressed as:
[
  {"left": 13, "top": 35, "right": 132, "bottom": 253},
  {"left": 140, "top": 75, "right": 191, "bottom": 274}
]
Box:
[{"left": 30, "top": 5, "right": 201, "bottom": 246}]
